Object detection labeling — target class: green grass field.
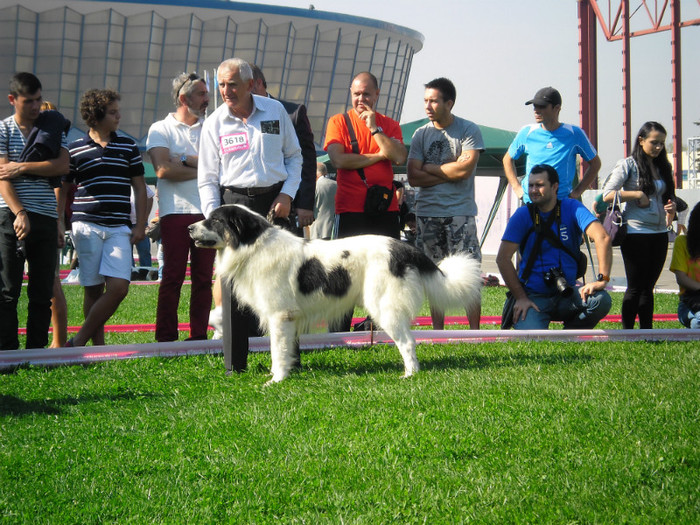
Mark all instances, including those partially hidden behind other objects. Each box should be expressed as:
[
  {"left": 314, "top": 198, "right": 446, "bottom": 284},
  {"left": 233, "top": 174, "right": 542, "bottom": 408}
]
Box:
[{"left": 2, "top": 285, "right": 698, "bottom": 523}]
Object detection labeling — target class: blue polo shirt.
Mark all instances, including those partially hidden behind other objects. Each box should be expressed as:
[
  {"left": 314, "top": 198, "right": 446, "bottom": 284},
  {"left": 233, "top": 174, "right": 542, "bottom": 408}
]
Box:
[
  {"left": 502, "top": 198, "right": 595, "bottom": 294},
  {"left": 508, "top": 123, "right": 597, "bottom": 203},
  {"left": 66, "top": 133, "right": 144, "bottom": 227}
]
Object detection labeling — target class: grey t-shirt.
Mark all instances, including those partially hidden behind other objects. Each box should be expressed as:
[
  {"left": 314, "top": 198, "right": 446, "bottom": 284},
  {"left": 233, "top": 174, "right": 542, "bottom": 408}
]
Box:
[{"left": 408, "top": 116, "right": 484, "bottom": 217}]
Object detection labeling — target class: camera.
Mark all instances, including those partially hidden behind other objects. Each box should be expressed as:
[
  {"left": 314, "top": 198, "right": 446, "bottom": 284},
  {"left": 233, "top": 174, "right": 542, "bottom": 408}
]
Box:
[{"left": 544, "top": 267, "right": 573, "bottom": 297}]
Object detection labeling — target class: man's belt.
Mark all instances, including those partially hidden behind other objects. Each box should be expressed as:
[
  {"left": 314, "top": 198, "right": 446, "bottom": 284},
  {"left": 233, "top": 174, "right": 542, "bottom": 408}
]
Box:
[{"left": 223, "top": 181, "right": 283, "bottom": 197}]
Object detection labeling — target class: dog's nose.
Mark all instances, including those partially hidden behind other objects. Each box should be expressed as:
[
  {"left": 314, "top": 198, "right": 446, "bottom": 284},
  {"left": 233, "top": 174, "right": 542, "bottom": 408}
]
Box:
[{"left": 187, "top": 224, "right": 196, "bottom": 233}]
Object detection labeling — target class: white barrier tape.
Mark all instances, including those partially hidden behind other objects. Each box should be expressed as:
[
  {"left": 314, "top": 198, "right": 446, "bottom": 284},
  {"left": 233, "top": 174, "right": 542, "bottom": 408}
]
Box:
[{"left": 1, "top": 328, "right": 698, "bottom": 371}]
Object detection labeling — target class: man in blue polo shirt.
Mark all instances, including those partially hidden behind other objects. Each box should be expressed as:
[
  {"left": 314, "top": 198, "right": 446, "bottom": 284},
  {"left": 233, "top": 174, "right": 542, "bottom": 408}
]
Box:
[
  {"left": 496, "top": 164, "right": 612, "bottom": 329},
  {"left": 503, "top": 87, "right": 601, "bottom": 203}
]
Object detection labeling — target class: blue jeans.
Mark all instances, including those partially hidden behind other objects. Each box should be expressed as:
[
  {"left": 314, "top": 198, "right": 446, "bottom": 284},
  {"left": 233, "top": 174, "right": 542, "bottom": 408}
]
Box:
[
  {"left": 0, "top": 208, "right": 57, "bottom": 349},
  {"left": 132, "top": 235, "right": 152, "bottom": 267},
  {"left": 677, "top": 300, "right": 700, "bottom": 328},
  {"left": 514, "top": 287, "right": 612, "bottom": 330}
]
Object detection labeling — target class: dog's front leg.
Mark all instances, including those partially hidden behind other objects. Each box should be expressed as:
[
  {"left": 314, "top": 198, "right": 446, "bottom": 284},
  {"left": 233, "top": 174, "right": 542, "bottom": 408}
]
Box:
[{"left": 267, "top": 315, "right": 297, "bottom": 384}]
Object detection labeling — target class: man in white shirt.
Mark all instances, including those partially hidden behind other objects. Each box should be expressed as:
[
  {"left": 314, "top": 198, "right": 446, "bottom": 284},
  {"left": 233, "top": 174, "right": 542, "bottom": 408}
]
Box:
[
  {"left": 198, "top": 58, "right": 302, "bottom": 374},
  {"left": 147, "top": 72, "right": 216, "bottom": 343}
]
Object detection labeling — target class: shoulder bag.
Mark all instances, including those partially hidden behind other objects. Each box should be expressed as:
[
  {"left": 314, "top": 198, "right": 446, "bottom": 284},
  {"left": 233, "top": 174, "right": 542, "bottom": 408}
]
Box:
[
  {"left": 342, "top": 113, "right": 393, "bottom": 216},
  {"left": 603, "top": 190, "right": 627, "bottom": 246}
]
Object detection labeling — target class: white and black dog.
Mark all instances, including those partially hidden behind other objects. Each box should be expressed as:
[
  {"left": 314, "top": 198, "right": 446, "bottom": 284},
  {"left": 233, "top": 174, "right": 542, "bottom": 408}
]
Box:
[{"left": 189, "top": 204, "right": 482, "bottom": 383}]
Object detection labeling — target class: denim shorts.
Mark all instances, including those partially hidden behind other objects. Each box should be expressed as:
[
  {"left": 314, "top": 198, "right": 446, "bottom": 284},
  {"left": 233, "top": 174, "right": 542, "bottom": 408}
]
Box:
[{"left": 72, "top": 221, "right": 132, "bottom": 286}]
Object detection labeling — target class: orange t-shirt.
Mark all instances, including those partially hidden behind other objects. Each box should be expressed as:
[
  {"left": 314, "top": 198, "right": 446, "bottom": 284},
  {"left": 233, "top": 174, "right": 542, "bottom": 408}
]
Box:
[{"left": 323, "top": 110, "right": 403, "bottom": 213}]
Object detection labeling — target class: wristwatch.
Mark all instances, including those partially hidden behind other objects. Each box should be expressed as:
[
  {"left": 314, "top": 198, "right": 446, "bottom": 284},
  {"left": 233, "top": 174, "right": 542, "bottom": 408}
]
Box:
[
  {"left": 180, "top": 154, "right": 188, "bottom": 166},
  {"left": 596, "top": 273, "right": 610, "bottom": 282},
  {"left": 371, "top": 127, "right": 383, "bottom": 136}
]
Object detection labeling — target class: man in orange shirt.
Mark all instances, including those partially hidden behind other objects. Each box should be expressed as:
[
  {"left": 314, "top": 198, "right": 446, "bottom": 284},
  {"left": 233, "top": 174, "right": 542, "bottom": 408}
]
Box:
[
  {"left": 323, "top": 71, "right": 406, "bottom": 331},
  {"left": 324, "top": 71, "right": 406, "bottom": 240}
]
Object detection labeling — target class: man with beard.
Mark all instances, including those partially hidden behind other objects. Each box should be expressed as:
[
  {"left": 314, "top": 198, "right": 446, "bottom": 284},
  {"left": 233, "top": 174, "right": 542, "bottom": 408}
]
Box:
[
  {"left": 147, "top": 72, "right": 216, "bottom": 342},
  {"left": 496, "top": 164, "right": 612, "bottom": 330}
]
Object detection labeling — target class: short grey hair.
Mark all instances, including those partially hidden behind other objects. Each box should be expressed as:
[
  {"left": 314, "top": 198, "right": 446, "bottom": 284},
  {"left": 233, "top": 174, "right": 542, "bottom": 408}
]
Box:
[
  {"left": 217, "top": 58, "right": 253, "bottom": 82},
  {"left": 172, "top": 72, "right": 203, "bottom": 107}
]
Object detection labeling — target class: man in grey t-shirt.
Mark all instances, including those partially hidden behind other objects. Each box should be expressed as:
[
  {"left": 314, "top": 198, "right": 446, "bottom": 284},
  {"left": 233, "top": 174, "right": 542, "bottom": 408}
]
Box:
[{"left": 407, "top": 77, "right": 484, "bottom": 329}]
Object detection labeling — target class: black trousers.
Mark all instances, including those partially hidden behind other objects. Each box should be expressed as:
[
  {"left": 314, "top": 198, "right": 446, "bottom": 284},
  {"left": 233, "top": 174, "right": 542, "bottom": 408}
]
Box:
[
  {"left": 329, "top": 211, "right": 400, "bottom": 332},
  {"left": 0, "top": 209, "right": 57, "bottom": 349},
  {"left": 219, "top": 189, "right": 279, "bottom": 372},
  {"left": 619, "top": 231, "right": 669, "bottom": 329}
]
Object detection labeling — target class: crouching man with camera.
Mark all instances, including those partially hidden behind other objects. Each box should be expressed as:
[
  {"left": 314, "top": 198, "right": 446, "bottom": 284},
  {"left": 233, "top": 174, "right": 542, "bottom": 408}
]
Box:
[{"left": 496, "top": 164, "right": 613, "bottom": 329}]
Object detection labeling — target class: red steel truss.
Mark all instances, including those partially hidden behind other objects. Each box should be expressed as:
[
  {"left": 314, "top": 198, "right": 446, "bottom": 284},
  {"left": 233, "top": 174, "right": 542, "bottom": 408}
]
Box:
[{"left": 578, "top": 0, "right": 700, "bottom": 188}]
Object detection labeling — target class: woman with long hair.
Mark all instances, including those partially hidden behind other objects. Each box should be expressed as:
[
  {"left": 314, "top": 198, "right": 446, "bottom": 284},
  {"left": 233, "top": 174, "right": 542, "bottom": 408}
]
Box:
[
  {"left": 602, "top": 121, "right": 678, "bottom": 328},
  {"left": 669, "top": 201, "right": 700, "bottom": 328}
]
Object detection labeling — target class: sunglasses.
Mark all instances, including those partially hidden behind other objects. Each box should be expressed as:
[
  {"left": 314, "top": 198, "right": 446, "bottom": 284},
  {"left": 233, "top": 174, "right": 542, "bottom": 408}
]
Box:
[{"left": 176, "top": 73, "right": 200, "bottom": 98}]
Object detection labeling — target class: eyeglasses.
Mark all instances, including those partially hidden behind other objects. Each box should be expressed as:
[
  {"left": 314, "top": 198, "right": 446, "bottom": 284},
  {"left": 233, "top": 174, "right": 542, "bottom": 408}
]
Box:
[{"left": 176, "top": 73, "right": 200, "bottom": 98}]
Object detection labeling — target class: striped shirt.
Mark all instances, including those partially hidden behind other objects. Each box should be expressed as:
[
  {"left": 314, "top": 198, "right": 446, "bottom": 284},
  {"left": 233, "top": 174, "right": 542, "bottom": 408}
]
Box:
[
  {"left": 67, "top": 133, "right": 145, "bottom": 227},
  {"left": 0, "top": 115, "right": 67, "bottom": 217}
]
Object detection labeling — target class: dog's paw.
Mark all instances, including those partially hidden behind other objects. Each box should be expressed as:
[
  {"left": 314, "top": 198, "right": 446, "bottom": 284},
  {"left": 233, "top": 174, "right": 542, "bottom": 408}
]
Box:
[
  {"left": 402, "top": 363, "right": 419, "bottom": 378},
  {"left": 264, "top": 375, "right": 287, "bottom": 386}
]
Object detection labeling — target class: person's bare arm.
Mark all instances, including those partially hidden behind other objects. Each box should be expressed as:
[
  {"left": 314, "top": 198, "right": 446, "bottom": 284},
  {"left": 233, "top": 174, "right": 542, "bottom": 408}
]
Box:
[
  {"left": 503, "top": 150, "right": 524, "bottom": 200},
  {"left": 149, "top": 147, "right": 197, "bottom": 182},
  {"left": 0, "top": 148, "right": 69, "bottom": 180},
  {"left": 577, "top": 219, "right": 611, "bottom": 300},
  {"left": 0, "top": 155, "right": 30, "bottom": 238},
  {"left": 407, "top": 158, "right": 445, "bottom": 188},
  {"left": 130, "top": 176, "right": 148, "bottom": 245},
  {"left": 570, "top": 155, "right": 601, "bottom": 200},
  {"left": 372, "top": 130, "right": 407, "bottom": 165},
  {"left": 423, "top": 149, "right": 480, "bottom": 182},
  {"left": 326, "top": 143, "right": 384, "bottom": 170},
  {"left": 674, "top": 270, "right": 700, "bottom": 292},
  {"left": 496, "top": 240, "right": 539, "bottom": 323}
]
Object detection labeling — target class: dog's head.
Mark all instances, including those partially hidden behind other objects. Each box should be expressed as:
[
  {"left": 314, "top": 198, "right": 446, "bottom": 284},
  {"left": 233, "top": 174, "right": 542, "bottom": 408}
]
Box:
[{"left": 188, "top": 204, "right": 272, "bottom": 250}]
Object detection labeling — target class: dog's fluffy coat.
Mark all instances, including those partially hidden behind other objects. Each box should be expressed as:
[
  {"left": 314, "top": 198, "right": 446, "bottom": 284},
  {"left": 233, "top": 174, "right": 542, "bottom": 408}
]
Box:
[{"left": 189, "top": 205, "right": 482, "bottom": 382}]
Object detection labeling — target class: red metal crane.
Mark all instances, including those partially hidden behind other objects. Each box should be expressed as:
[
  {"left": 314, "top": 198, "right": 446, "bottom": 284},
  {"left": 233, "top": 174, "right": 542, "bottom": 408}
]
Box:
[{"left": 578, "top": 0, "right": 700, "bottom": 188}]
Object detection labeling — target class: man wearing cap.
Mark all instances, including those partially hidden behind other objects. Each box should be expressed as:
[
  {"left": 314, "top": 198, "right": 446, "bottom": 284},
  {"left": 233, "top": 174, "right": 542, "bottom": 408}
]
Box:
[{"left": 503, "top": 87, "right": 601, "bottom": 204}]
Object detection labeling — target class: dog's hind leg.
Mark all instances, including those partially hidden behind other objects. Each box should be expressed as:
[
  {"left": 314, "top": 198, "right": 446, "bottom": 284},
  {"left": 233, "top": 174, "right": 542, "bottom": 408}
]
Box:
[
  {"left": 371, "top": 311, "right": 420, "bottom": 378},
  {"left": 267, "top": 315, "right": 298, "bottom": 384},
  {"left": 389, "top": 324, "right": 420, "bottom": 378}
]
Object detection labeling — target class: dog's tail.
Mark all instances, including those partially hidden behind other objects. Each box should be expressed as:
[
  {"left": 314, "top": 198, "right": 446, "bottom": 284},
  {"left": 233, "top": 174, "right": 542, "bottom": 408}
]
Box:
[{"left": 423, "top": 254, "right": 482, "bottom": 313}]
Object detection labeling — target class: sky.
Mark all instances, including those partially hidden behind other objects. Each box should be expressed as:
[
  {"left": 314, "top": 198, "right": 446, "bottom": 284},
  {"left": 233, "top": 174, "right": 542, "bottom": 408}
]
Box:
[{"left": 248, "top": 0, "right": 700, "bottom": 180}]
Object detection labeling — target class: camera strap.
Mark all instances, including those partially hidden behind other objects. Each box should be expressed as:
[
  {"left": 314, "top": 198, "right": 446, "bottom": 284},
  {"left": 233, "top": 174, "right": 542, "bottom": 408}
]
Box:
[
  {"left": 520, "top": 203, "right": 558, "bottom": 284},
  {"left": 521, "top": 201, "right": 585, "bottom": 283},
  {"left": 342, "top": 112, "right": 369, "bottom": 188}
]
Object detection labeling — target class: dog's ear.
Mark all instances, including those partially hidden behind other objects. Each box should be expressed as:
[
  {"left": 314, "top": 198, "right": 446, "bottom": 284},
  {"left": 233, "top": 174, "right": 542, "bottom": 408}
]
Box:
[
  {"left": 226, "top": 206, "right": 270, "bottom": 247},
  {"left": 225, "top": 210, "right": 242, "bottom": 249}
]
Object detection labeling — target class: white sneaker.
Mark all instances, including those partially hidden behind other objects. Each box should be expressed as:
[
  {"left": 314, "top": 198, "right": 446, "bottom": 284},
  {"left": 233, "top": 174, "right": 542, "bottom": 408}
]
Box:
[
  {"left": 209, "top": 306, "right": 223, "bottom": 339},
  {"left": 62, "top": 268, "right": 80, "bottom": 284}
]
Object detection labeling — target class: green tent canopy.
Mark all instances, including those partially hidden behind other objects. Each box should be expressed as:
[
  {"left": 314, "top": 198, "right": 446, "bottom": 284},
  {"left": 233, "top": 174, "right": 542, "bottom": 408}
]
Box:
[{"left": 318, "top": 118, "right": 525, "bottom": 174}]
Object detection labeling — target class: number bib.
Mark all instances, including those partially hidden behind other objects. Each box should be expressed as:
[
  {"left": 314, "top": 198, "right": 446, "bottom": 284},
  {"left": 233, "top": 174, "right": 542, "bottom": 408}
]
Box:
[{"left": 220, "top": 132, "right": 249, "bottom": 154}]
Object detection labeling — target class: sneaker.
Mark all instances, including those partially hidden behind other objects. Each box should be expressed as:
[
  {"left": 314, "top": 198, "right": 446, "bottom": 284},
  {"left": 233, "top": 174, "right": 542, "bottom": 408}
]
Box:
[
  {"left": 209, "top": 306, "right": 223, "bottom": 339},
  {"left": 690, "top": 314, "right": 700, "bottom": 330}
]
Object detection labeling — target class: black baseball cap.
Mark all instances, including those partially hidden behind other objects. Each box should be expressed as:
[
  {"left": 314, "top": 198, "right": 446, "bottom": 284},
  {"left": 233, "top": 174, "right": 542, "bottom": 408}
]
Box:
[{"left": 525, "top": 87, "right": 562, "bottom": 106}]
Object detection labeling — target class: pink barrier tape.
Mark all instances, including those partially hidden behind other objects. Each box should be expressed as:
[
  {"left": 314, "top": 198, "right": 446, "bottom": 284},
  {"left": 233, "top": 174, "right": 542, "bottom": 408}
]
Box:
[
  {"left": 17, "top": 314, "right": 681, "bottom": 336},
  {"left": 2, "top": 329, "right": 698, "bottom": 371}
]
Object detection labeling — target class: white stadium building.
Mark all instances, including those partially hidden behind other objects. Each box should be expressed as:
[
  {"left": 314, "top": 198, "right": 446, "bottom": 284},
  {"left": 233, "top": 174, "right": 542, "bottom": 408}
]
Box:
[{"left": 0, "top": 0, "right": 424, "bottom": 150}]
